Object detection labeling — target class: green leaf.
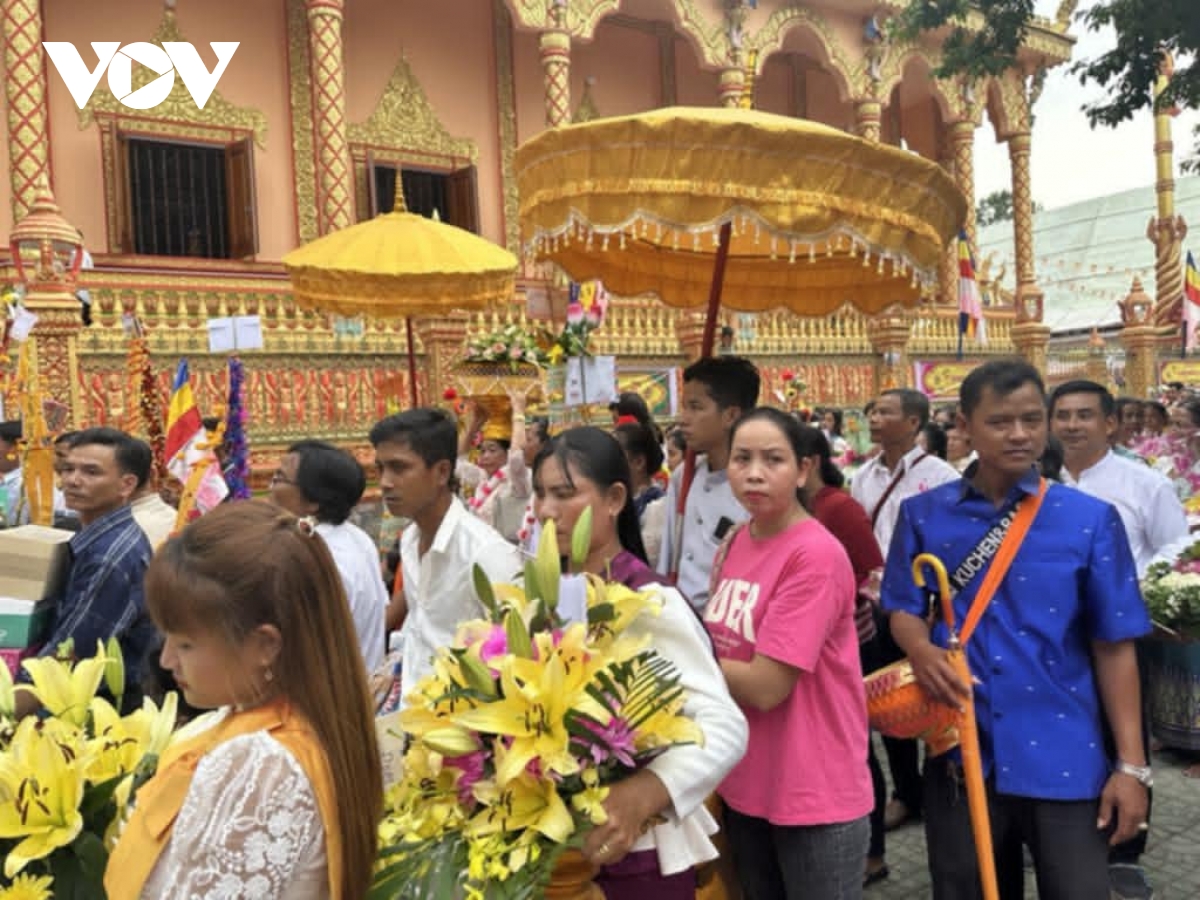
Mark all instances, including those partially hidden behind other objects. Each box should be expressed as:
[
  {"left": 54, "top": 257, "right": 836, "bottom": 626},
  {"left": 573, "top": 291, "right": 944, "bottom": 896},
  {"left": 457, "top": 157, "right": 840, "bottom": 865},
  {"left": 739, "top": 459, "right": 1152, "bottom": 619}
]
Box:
[
  {"left": 505, "top": 608, "right": 534, "bottom": 659},
  {"left": 524, "top": 558, "right": 542, "bottom": 607},
  {"left": 534, "top": 521, "right": 560, "bottom": 613},
  {"left": 473, "top": 564, "right": 499, "bottom": 619},
  {"left": 570, "top": 505, "right": 593, "bottom": 570},
  {"left": 457, "top": 651, "right": 498, "bottom": 697}
]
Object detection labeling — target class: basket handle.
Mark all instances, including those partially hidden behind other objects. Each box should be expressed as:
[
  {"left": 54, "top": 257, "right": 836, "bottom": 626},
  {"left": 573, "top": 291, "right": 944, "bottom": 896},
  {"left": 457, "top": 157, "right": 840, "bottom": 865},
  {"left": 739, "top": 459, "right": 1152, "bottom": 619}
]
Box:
[{"left": 911, "top": 553, "right": 955, "bottom": 635}]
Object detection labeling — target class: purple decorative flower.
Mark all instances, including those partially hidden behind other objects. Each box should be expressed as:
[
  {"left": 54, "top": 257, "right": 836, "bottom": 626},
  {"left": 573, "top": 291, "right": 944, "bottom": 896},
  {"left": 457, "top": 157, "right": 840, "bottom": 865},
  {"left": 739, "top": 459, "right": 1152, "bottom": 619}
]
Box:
[
  {"left": 479, "top": 625, "right": 509, "bottom": 665},
  {"left": 580, "top": 716, "right": 637, "bottom": 768},
  {"left": 566, "top": 302, "right": 584, "bottom": 326},
  {"left": 446, "top": 750, "right": 488, "bottom": 805}
]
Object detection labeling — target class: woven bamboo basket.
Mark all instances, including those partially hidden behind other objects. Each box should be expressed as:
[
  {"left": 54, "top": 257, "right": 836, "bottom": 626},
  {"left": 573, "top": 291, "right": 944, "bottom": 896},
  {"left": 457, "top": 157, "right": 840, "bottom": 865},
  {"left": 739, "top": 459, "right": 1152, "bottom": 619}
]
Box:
[
  {"left": 864, "top": 658, "right": 962, "bottom": 755},
  {"left": 451, "top": 360, "right": 543, "bottom": 402}
]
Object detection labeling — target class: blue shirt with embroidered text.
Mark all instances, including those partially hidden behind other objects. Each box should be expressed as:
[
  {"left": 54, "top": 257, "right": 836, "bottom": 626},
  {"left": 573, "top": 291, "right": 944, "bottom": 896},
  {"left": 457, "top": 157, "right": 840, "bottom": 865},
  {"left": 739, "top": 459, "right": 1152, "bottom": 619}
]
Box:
[{"left": 881, "top": 466, "right": 1151, "bottom": 801}]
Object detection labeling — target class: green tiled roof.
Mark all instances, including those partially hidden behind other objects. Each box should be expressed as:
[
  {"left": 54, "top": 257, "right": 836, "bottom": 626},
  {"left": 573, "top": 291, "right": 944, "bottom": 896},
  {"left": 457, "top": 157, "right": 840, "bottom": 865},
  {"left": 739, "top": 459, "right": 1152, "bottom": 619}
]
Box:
[{"left": 977, "top": 176, "right": 1200, "bottom": 334}]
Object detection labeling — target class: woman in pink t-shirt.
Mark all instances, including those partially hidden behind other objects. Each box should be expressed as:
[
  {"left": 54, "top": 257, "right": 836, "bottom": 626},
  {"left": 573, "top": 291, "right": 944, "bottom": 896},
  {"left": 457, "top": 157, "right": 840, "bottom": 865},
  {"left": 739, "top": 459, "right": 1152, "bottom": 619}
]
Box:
[{"left": 704, "top": 408, "right": 873, "bottom": 900}]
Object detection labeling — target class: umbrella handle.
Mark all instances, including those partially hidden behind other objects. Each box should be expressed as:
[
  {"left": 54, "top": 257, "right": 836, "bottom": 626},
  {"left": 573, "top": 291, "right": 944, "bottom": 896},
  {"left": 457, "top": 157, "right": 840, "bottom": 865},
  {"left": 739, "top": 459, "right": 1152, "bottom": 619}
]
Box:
[
  {"left": 911, "top": 552, "right": 955, "bottom": 633},
  {"left": 950, "top": 650, "right": 1001, "bottom": 900}
]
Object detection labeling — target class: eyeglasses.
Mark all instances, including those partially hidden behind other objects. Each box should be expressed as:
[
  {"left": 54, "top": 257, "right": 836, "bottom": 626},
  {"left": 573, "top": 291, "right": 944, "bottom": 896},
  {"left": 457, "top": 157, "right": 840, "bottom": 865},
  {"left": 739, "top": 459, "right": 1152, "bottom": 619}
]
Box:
[{"left": 270, "top": 471, "right": 295, "bottom": 485}]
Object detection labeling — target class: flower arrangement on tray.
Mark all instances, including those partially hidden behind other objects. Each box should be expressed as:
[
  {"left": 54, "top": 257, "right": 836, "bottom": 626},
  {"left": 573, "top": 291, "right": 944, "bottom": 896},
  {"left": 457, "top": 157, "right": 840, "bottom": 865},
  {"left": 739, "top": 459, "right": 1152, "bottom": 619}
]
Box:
[
  {"left": 0, "top": 639, "right": 177, "bottom": 899},
  {"left": 465, "top": 324, "right": 549, "bottom": 371},
  {"left": 370, "top": 509, "right": 702, "bottom": 900},
  {"left": 1141, "top": 538, "right": 1200, "bottom": 639},
  {"left": 1132, "top": 432, "right": 1200, "bottom": 501},
  {"left": 546, "top": 281, "right": 608, "bottom": 364}
]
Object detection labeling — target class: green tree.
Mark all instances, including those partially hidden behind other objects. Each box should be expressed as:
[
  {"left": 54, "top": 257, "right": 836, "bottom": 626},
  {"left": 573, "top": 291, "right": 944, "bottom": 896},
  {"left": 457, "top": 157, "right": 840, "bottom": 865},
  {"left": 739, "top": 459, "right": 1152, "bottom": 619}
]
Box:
[
  {"left": 900, "top": 0, "right": 1199, "bottom": 169},
  {"left": 976, "top": 189, "right": 1043, "bottom": 227}
]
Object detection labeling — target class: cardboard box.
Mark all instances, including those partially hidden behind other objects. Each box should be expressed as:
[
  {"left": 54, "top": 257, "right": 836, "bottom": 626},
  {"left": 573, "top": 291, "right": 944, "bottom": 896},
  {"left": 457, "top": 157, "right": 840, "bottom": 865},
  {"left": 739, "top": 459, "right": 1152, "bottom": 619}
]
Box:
[
  {"left": 0, "top": 525, "right": 72, "bottom": 603},
  {"left": 0, "top": 599, "right": 52, "bottom": 649}
]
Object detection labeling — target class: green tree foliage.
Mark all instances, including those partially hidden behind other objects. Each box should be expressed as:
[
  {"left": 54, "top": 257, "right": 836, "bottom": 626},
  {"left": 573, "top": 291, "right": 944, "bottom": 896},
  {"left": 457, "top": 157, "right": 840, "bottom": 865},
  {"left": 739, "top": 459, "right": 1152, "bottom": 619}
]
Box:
[
  {"left": 900, "top": 0, "right": 1199, "bottom": 169},
  {"left": 976, "top": 189, "right": 1043, "bottom": 227}
]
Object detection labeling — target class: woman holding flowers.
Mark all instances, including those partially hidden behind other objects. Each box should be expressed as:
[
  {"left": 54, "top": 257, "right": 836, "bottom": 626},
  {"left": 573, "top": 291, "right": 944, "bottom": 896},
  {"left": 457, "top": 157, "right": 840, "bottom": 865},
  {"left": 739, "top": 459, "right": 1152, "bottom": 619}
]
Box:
[
  {"left": 105, "top": 501, "right": 382, "bottom": 900},
  {"left": 532, "top": 427, "right": 749, "bottom": 899},
  {"left": 704, "top": 408, "right": 872, "bottom": 900}
]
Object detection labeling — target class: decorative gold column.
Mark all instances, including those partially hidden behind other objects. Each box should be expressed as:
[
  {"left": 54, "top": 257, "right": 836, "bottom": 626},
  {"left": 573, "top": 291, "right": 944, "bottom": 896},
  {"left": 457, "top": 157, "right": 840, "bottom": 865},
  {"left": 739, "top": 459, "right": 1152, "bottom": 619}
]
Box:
[
  {"left": 415, "top": 313, "right": 470, "bottom": 406},
  {"left": 2, "top": 0, "right": 53, "bottom": 221},
  {"left": 1008, "top": 131, "right": 1046, "bottom": 328},
  {"left": 1148, "top": 53, "right": 1188, "bottom": 333},
  {"left": 1120, "top": 278, "right": 1160, "bottom": 398},
  {"left": 947, "top": 119, "right": 978, "bottom": 249},
  {"left": 938, "top": 151, "right": 958, "bottom": 305},
  {"left": 718, "top": 67, "right": 745, "bottom": 108},
  {"left": 867, "top": 311, "right": 911, "bottom": 392},
  {"left": 10, "top": 183, "right": 84, "bottom": 425},
  {"left": 854, "top": 99, "right": 883, "bottom": 143},
  {"left": 539, "top": 1, "right": 571, "bottom": 129},
  {"left": 306, "top": 0, "right": 354, "bottom": 234},
  {"left": 1011, "top": 267, "right": 1050, "bottom": 375}
]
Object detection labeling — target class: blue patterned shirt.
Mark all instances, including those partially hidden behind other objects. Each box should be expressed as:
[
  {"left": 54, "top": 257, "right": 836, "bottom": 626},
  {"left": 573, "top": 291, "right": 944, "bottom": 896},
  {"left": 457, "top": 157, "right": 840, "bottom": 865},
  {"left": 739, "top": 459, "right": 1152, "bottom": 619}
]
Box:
[
  {"left": 32, "top": 505, "right": 155, "bottom": 702},
  {"left": 881, "top": 466, "right": 1151, "bottom": 801}
]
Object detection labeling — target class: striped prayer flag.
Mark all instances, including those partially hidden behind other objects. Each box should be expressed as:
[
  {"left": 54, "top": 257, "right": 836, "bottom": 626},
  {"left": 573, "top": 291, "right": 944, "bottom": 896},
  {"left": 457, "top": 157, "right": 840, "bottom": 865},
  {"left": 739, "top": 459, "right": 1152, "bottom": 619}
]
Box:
[
  {"left": 163, "top": 360, "right": 206, "bottom": 481},
  {"left": 957, "top": 231, "right": 986, "bottom": 347},
  {"left": 1185, "top": 251, "right": 1200, "bottom": 353}
]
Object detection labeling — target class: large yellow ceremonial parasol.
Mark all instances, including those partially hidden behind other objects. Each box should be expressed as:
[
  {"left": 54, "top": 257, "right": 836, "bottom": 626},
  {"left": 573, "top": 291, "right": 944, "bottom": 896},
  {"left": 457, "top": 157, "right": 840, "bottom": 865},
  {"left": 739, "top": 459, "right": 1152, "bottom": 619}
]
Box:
[
  {"left": 282, "top": 187, "right": 518, "bottom": 407},
  {"left": 516, "top": 106, "right": 966, "bottom": 354}
]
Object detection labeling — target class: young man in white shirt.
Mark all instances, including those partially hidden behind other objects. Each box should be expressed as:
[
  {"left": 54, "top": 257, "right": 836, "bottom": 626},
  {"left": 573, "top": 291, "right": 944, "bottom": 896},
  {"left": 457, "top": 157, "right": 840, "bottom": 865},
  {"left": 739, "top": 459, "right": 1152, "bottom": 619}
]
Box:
[
  {"left": 656, "top": 356, "right": 759, "bottom": 611},
  {"left": 370, "top": 409, "right": 520, "bottom": 705},
  {"left": 852, "top": 388, "right": 959, "bottom": 834}
]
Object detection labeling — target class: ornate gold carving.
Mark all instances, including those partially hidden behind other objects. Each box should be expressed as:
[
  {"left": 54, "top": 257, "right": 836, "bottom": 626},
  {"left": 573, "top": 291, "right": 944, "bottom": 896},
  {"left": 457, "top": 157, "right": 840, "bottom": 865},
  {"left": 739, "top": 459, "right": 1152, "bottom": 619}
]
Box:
[
  {"left": 3, "top": 0, "right": 52, "bottom": 221},
  {"left": 307, "top": 0, "right": 354, "bottom": 235},
  {"left": 348, "top": 55, "right": 479, "bottom": 164},
  {"left": 572, "top": 77, "right": 600, "bottom": 123},
  {"left": 76, "top": 7, "right": 268, "bottom": 148},
  {"left": 287, "top": 0, "right": 319, "bottom": 244},
  {"left": 494, "top": 0, "right": 519, "bottom": 252},
  {"left": 539, "top": 29, "right": 572, "bottom": 128},
  {"left": 663, "top": 0, "right": 726, "bottom": 69},
  {"left": 749, "top": 6, "right": 855, "bottom": 100}
]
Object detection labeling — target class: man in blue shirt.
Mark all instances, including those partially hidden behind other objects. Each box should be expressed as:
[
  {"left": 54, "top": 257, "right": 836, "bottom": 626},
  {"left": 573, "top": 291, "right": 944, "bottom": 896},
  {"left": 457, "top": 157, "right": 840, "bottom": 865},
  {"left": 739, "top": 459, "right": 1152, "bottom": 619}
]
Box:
[
  {"left": 882, "top": 360, "right": 1151, "bottom": 900},
  {"left": 15, "top": 428, "right": 155, "bottom": 718}
]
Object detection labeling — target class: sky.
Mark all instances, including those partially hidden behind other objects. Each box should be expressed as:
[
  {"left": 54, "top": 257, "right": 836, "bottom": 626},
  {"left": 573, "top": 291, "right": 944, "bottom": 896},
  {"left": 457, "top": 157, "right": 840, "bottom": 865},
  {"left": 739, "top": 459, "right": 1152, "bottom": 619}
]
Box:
[{"left": 974, "top": 0, "right": 1200, "bottom": 211}]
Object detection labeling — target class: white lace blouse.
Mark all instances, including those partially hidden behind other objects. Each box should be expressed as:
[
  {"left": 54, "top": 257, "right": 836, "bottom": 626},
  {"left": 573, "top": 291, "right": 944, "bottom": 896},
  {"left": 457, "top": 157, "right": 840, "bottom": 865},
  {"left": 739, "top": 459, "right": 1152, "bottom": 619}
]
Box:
[{"left": 140, "top": 727, "right": 329, "bottom": 899}]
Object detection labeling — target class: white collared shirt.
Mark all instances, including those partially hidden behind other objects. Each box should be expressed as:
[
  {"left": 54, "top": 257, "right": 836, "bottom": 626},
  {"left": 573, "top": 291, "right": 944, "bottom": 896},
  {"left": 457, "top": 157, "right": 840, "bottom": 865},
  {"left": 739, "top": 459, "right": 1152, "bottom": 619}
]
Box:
[
  {"left": 1061, "top": 449, "right": 1189, "bottom": 577},
  {"left": 315, "top": 520, "right": 391, "bottom": 673},
  {"left": 850, "top": 444, "right": 960, "bottom": 557},
  {"left": 1, "top": 468, "right": 68, "bottom": 526},
  {"left": 655, "top": 457, "right": 747, "bottom": 611},
  {"left": 399, "top": 498, "right": 521, "bottom": 705},
  {"left": 130, "top": 492, "right": 177, "bottom": 548}
]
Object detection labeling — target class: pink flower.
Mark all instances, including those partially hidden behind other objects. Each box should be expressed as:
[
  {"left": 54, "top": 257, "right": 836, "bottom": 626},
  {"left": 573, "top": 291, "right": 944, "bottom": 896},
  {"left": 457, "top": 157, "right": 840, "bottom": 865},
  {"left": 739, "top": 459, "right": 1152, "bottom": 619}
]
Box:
[
  {"left": 446, "top": 750, "right": 488, "bottom": 805},
  {"left": 479, "top": 625, "right": 509, "bottom": 664},
  {"left": 510, "top": 346, "right": 524, "bottom": 360},
  {"left": 584, "top": 306, "right": 603, "bottom": 328},
  {"left": 579, "top": 717, "right": 637, "bottom": 768},
  {"left": 566, "top": 302, "right": 584, "bottom": 326},
  {"left": 491, "top": 342, "right": 507, "bottom": 354}
]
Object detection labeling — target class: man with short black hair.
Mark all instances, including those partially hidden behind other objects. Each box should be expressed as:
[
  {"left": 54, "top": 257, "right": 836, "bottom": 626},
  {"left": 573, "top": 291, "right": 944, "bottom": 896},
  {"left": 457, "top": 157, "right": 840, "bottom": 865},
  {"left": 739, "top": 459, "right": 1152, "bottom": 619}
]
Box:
[
  {"left": 656, "top": 355, "right": 760, "bottom": 610},
  {"left": 1114, "top": 397, "right": 1145, "bottom": 456},
  {"left": 884, "top": 360, "right": 1152, "bottom": 900},
  {"left": 16, "top": 427, "right": 155, "bottom": 718},
  {"left": 369, "top": 409, "right": 519, "bottom": 705}
]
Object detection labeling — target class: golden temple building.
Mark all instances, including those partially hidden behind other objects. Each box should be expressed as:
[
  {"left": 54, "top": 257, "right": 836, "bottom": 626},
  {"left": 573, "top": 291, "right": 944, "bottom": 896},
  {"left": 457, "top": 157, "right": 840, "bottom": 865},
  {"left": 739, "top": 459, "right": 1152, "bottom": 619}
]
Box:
[{"left": 0, "top": 0, "right": 1086, "bottom": 454}]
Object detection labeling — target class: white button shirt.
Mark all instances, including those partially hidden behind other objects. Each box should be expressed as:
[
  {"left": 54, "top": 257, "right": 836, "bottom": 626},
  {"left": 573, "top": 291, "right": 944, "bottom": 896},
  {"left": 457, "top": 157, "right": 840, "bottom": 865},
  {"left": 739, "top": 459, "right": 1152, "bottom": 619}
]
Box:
[
  {"left": 399, "top": 498, "right": 521, "bottom": 705},
  {"left": 850, "top": 445, "right": 960, "bottom": 558},
  {"left": 655, "top": 457, "right": 747, "bottom": 611},
  {"left": 1060, "top": 449, "right": 1189, "bottom": 577},
  {"left": 316, "top": 520, "right": 391, "bottom": 673}
]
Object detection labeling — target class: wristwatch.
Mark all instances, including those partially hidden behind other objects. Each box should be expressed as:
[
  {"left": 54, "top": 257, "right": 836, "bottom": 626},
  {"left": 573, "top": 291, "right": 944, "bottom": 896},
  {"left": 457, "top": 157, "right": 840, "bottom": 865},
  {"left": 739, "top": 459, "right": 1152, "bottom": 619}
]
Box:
[{"left": 1115, "top": 760, "right": 1154, "bottom": 787}]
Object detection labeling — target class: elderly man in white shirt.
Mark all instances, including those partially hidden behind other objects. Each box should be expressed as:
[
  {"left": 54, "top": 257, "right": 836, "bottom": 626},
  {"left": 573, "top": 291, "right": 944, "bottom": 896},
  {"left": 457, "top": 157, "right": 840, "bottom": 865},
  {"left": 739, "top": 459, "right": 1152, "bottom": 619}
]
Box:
[
  {"left": 370, "top": 409, "right": 521, "bottom": 705},
  {"left": 1050, "top": 381, "right": 1188, "bottom": 578},
  {"left": 270, "top": 440, "right": 390, "bottom": 673}
]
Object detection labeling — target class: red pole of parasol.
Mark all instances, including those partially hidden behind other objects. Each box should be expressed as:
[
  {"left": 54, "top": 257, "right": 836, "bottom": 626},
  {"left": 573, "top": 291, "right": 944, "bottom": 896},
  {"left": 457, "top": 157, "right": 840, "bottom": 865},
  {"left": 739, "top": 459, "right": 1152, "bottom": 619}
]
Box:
[
  {"left": 405, "top": 316, "right": 419, "bottom": 408},
  {"left": 670, "top": 221, "right": 733, "bottom": 583}
]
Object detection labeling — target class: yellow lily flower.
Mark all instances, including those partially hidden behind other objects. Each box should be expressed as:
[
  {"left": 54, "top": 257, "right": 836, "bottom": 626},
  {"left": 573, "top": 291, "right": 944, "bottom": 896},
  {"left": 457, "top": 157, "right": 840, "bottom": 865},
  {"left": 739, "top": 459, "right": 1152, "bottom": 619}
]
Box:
[
  {"left": 467, "top": 768, "right": 575, "bottom": 844},
  {"left": 569, "top": 768, "right": 610, "bottom": 824},
  {"left": 141, "top": 691, "right": 180, "bottom": 759},
  {"left": 454, "top": 636, "right": 600, "bottom": 785},
  {"left": 0, "top": 658, "right": 15, "bottom": 720},
  {"left": 103, "top": 637, "right": 125, "bottom": 704},
  {"left": 0, "top": 718, "right": 86, "bottom": 878},
  {"left": 421, "top": 726, "right": 480, "bottom": 758},
  {"left": 16, "top": 654, "right": 108, "bottom": 727},
  {"left": 0, "top": 872, "right": 54, "bottom": 900}
]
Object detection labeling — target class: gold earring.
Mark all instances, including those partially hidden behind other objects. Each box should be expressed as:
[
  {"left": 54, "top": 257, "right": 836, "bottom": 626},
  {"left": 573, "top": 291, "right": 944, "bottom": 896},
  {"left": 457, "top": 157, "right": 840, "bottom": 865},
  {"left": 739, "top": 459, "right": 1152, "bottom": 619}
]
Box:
[{"left": 264, "top": 667, "right": 274, "bottom": 683}]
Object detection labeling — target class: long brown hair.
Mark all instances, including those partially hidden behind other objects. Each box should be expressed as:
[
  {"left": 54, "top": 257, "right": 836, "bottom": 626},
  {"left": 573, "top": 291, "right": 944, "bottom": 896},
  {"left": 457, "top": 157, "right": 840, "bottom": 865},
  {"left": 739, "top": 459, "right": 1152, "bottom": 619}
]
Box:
[{"left": 145, "top": 500, "right": 381, "bottom": 900}]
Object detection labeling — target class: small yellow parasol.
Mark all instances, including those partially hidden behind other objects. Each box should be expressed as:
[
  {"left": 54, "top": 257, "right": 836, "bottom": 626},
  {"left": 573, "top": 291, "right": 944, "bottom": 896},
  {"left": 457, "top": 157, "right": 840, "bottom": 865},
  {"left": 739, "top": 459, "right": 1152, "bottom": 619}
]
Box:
[
  {"left": 912, "top": 553, "right": 999, "bottom": 900},
  {"left": 516, "top": 106, "right": 966, "bottom": 353},
  {"left": 282, "top": 184, "right": 518, "bottom": 407}
]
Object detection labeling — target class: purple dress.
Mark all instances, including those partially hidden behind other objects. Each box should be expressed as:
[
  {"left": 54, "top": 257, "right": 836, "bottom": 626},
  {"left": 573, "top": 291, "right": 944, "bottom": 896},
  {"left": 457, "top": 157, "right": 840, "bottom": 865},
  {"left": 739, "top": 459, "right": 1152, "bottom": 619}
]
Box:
[{"left": 594, "top": 551, "right": 698, "bottom": 900}]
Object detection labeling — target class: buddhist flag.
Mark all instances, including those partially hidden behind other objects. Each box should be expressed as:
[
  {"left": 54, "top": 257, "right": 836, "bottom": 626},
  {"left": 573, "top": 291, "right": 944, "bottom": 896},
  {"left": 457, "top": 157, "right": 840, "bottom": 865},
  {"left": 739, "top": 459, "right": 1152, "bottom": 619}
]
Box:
[
  {"left": 163, "top": 360, "right": 206, "bottom": 481},
  {"left": 957, "top": 231, "right": 986, "bottom": 357},
  {"left": 1186, "top": 251, "right": 1200, "bottom": 353}
]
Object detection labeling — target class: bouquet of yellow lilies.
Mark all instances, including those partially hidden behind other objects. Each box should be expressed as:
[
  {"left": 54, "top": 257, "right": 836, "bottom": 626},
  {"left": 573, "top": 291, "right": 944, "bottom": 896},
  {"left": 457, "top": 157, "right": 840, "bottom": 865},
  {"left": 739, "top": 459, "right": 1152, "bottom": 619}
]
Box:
[
  {"left": 0, "top": 640, "right": 177, "bottom": 900},
  {"left": 370, "top": 510, "right": 702, "bottom": 900}
]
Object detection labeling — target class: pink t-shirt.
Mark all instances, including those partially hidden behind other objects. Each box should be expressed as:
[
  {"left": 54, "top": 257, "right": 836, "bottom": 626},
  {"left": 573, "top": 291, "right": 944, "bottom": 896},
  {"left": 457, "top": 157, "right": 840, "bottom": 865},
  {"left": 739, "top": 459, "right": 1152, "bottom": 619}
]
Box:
[{"left": 704, "top": 518, "right": 873, "bottom": 826}]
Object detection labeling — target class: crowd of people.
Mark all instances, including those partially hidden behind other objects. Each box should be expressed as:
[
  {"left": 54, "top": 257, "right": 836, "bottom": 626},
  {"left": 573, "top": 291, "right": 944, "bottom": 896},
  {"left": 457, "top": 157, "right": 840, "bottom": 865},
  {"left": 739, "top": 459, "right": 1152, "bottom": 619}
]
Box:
[{"left": 2, "top": 354, "right": 1193, "bottom": 899}]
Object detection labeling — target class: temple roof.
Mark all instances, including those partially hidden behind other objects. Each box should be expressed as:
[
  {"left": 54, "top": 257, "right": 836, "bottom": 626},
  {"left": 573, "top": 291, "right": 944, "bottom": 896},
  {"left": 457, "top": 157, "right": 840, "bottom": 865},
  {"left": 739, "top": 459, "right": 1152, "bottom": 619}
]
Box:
[{"left": 978, "top": 176, "right": 1200, "bottom": 335}]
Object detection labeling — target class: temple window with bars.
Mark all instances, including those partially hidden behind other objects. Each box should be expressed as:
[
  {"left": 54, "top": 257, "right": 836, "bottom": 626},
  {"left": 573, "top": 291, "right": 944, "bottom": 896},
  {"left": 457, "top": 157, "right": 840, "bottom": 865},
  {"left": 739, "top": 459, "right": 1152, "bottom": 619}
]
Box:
[
  {"left": 362, "top": 154, "right": 479, "bottom": 232},
  {"left": 112, "top": 134, "right": 259, "bottom": 259}
]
